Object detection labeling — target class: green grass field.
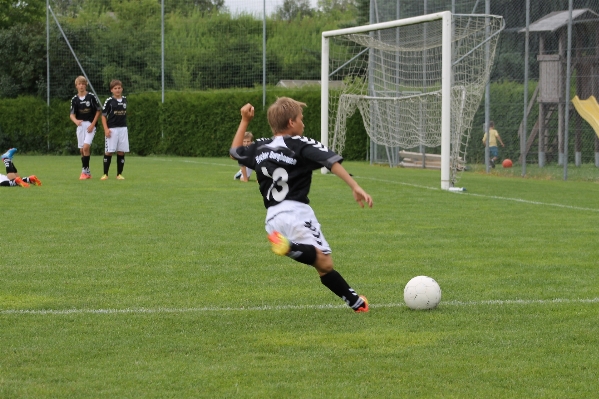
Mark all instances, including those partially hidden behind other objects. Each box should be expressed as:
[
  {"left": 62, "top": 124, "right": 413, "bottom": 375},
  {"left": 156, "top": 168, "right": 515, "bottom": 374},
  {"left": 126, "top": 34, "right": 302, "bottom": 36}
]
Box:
[{"left": 2, "top": 156, "right": 598, "bottom": 398}]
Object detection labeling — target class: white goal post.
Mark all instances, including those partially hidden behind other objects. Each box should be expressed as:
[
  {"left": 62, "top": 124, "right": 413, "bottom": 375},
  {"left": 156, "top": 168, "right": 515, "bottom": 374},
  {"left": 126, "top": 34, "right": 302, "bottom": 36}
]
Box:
[{"left": 321, "top": 12, "right": 504, "bottom": 190}]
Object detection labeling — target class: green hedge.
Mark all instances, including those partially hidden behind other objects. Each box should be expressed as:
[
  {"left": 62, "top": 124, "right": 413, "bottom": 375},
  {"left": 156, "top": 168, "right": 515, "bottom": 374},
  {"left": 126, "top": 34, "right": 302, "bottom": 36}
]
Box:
[
  {"left": 5, "top": 81, "right": 597, "bottom": 164},
  {"left": 0, "top": 88, "right": 369, "bottom": 160}
]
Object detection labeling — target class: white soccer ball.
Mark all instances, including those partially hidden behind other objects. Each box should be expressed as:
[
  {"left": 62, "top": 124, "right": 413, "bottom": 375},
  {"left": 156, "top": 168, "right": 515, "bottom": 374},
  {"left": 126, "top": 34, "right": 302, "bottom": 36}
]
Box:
[{"left": 403, "top": 276, "right": 442, "bottom": 310}]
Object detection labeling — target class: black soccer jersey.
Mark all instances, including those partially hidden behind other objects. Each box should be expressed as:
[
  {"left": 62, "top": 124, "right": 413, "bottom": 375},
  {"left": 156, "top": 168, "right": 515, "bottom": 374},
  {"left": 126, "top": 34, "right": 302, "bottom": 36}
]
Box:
[
  {"left": 102, "top": 96, "right": 127, "bottom": 128},
  {"left": 230, "top": 135, "right": 342, "bottom": 209},
  {"left": 70, "top": 92, "right": 101, "bottom": 122}
]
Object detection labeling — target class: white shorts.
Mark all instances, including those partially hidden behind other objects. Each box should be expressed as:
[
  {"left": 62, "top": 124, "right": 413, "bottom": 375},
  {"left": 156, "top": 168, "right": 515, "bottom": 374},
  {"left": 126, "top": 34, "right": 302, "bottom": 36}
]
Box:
[
  {"left": 0, "top": 174, "right": 8, "bottom": 183},
  {"left": 265, "top": 200, "right": 331, "bottom": 255},
  {"left": 77, "top": 122, "right": 96, "bottom": 148},
  {"left": 235, "top": 167, "right": 253, "bottom": 179},
  {"left": 105, "top": 127, "right": 129, "bottom": 153}
]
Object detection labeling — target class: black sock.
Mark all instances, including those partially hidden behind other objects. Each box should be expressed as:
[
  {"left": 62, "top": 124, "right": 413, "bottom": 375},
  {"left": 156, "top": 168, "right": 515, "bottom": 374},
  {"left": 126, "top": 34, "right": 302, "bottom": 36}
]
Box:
[
  {"left": 117, "top": 154, "right": 125, "bottom": 175},
  {"left": 3, "top": 158, "right": 16, "bottom": 174},
  {"left": 320, "top": 270, "right": 362, "bottom": 308},
  {"left": 83, "top": 156, "right": 90, "bottom": 172},
  {"left": 22, "top": 177, "right": 30, "bottom": 183},
  {"left": 287, "top": 242, "right": 317, "bottom": 265},
  {"left": 103, "top": 155, "right": 112, "bottom": 175}
]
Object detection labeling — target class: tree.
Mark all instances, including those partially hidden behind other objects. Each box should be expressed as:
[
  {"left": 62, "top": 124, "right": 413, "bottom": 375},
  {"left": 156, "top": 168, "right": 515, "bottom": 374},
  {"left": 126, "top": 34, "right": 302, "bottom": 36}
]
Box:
[
  {"left": 166, "top": 0, "right": 224, "bottom": 16},
  {"left": 275, "top": 0, "right": 314, "bottom": 21},
  {"left": 46, "top": 0, "right": 91, "bottom": 18},
  {"left": 317, "top": 0, "right": 356, "bottom": 14},
  {"left": 354, "top": 0, "right": 368, "bottom": 25},
  {"left": 0, "top": 22, "right": 46, "bottom": 97},
  {"left": 0, "top": 0, "right": 45, "bottom": 29}
]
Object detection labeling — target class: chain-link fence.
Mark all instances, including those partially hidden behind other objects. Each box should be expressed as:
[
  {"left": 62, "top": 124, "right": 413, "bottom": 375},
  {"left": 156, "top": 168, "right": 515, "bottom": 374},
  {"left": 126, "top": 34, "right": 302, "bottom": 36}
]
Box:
[
  {"left": 366, "top": 0, "right": 599, "bottom": 171},
  {"left": 44, "top": 0, "right": 329, "bottom": 100},
  {"left": 4, "top": 0, "right": 599, "bottom": 172},
  {"left": 492, "top": 0, "right": 599, "bottom": 170}
]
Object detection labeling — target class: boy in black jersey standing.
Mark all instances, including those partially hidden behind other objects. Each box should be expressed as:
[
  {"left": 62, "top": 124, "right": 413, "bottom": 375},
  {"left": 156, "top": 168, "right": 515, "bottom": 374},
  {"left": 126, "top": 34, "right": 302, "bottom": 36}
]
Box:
[
  {"left": 230, "top": 98, "right": 373, "bottom": 313},
  {"left": 233, "top": 131, "right": 254, "bottom": 181},
  {"left": 100, "top": 79, "right": 129, "bottom": 180},
  {"left": 70, "top": 76, "right": 101, "bottom": 179}
]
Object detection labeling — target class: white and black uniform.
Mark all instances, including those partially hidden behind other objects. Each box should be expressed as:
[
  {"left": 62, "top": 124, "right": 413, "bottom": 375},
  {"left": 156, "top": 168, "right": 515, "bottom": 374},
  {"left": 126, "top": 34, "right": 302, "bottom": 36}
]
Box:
[
  {"left": 1, "top": 159, "right": 19, "bottom": 186},
  {"left": 102, "top": 96, "right": 129, "bottom": 153},
  {"left": 70, "top": 92, "right": 101, "bottom": 148},
  {"left": 230, "top": 135, "right": 342, "bottom": 254}
]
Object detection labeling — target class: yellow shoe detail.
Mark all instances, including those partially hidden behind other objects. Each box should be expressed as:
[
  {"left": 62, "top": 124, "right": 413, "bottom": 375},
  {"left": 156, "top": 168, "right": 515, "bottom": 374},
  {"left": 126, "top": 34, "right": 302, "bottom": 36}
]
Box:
[
  {"left": 29, "top": 175, "right": 42, "bottom": 186},
  {"left": 268, "top": 231, "right": 290, "bottom": 256},
  {"left": 15, "top": 177, "right": 29, "bottom": 188}
]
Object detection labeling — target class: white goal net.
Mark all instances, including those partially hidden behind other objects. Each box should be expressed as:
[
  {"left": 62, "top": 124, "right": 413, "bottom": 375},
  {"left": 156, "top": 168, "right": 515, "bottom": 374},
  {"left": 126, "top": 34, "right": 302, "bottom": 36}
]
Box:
[{"left": 321, "top": 12, "right": 504, "bottom": 189}]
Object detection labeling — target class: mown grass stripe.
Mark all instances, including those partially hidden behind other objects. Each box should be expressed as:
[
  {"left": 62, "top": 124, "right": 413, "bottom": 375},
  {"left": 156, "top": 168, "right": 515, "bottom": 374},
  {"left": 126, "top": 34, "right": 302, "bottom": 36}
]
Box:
[{"left": 3, "top": 297, "right": 598, "bottom": 315}]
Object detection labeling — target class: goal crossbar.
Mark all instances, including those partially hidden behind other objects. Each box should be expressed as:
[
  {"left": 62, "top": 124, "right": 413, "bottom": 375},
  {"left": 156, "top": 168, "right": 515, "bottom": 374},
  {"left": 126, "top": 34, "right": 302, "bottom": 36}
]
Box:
[{"left": 346, "top": 92, "right": 442, "bottom": 101}]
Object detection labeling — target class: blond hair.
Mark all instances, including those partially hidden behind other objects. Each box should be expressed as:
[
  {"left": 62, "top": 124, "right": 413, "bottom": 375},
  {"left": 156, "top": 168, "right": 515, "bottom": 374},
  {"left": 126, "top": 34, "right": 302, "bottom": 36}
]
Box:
[
  {"left": 75, "top": 76, "right": 87, "bottom": 85},
  {"left": 244, "top": 131, "right": 254, "bottom": 141},
  {"left": 267, "top": 97, "right": 306, "bottom": 134}
]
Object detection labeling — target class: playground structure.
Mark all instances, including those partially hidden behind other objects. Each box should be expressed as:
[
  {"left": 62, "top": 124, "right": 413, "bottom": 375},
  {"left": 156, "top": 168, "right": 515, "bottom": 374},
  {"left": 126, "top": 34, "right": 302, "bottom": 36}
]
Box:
[
  {"left": 571, "top": 95, "right": 599, "bottom": 140},
  {"left": 520, "top": 9, "right": 599, "bottom": 167}
]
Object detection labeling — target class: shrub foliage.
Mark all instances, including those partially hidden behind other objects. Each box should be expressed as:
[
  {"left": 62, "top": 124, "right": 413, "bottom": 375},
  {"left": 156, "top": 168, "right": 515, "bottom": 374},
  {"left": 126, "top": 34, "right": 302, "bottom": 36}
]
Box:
[{"left": 0, "top": 88, "right": 368, "bottom": 160}]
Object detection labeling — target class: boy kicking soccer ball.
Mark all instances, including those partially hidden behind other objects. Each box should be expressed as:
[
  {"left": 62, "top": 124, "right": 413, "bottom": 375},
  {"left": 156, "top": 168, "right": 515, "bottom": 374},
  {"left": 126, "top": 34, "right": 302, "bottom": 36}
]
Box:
[{"left": 230, "top": 98, "right": 373, "bottom": 313}]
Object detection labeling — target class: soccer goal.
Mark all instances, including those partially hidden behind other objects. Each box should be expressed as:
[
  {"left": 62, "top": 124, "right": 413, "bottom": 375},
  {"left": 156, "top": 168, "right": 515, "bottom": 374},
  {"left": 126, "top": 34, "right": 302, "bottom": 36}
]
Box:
[{"left": 321, "top": 11, "right": 505, "bottom": 190}]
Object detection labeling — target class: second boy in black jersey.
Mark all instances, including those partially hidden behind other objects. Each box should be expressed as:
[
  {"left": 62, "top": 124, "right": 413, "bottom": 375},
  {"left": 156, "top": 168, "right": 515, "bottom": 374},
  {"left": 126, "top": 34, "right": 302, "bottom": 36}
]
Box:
[
  {"left": 70, "top": 76, "right": 101, "bottom": 180},
  {"left": 101, "top": 79, "right": 129, "bottom": 180},
  {"left": 230, "top": 97, "right": 373, "bottom": 313}
]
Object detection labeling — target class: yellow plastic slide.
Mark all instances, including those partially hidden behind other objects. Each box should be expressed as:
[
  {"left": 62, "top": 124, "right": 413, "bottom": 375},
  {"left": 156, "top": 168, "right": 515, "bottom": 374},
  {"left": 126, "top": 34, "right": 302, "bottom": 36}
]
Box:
[{"left": 571, "top": 95, "right": 599, "bottom": 139}]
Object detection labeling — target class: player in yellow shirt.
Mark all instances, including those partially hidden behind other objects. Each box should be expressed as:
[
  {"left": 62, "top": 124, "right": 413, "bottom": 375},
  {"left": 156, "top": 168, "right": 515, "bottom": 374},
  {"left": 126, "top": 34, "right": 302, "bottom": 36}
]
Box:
[{"left": 482, "top": 121, "right": 504, "bottom": 168}]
